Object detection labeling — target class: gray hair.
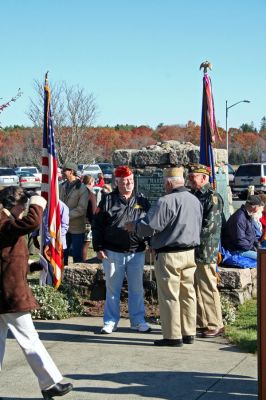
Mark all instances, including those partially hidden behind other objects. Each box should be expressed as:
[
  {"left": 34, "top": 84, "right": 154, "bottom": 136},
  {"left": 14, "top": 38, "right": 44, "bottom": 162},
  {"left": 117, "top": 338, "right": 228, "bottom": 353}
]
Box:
[{"left": 165, "top": 176, "right": 184, "bottom": 187}]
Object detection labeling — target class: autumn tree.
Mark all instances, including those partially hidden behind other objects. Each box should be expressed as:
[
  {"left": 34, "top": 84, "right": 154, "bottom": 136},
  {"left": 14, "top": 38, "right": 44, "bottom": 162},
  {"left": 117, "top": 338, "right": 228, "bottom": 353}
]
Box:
[
  {"left": 27, "top": 80, "right": 98, "bottom": 165},
  {"left": 240, "top": 122, "right": 257, "bottom": 133},
  {"left": 260, "top": 117, "right": 266, "bottom": 133}
]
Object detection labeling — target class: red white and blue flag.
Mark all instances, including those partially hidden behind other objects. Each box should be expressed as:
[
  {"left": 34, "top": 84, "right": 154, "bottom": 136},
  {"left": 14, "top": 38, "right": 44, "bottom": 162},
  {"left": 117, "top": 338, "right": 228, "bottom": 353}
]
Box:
[{"left": 41, "top": 74, "right": 63, "bottom": 288}]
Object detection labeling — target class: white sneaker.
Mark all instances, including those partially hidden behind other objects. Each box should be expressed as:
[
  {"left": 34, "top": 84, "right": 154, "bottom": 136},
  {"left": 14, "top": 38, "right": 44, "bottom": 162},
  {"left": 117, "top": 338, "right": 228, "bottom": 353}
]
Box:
[
  {"left": 130, "top": 322, "right": 151, "bottom": 332},
  {"left": 100, "top": 324, "right": 117, "bottom": 334}
]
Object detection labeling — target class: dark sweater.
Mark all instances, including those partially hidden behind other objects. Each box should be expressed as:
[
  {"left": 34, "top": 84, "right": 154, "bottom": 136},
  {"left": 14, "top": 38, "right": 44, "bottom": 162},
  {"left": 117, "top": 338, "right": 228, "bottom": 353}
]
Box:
[{"left": 222, "top": 205, "right": 256, "bottom": 251}]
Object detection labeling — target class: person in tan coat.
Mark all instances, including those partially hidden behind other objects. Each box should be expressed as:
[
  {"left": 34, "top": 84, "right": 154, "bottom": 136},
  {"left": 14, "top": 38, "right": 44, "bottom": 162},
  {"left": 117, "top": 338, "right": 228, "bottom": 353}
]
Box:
[
  {"left": 0, "top": 186, "right": 72, "bottom": 399},
  {"left": 59, "top": 162, "right": 88, "bottom": 265}
]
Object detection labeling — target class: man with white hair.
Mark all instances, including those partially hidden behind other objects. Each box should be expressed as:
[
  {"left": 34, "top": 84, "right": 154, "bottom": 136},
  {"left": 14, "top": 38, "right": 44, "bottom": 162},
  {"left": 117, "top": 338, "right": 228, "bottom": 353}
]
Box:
[
  {"left": 222, "top": 194, "right": 265, "bottom": 260},
  {"left": 92, "top": 166, "right": 151, "bottom": 334},
  {"left": 125, "top": 167, "right": 203, "bottom": 347}
]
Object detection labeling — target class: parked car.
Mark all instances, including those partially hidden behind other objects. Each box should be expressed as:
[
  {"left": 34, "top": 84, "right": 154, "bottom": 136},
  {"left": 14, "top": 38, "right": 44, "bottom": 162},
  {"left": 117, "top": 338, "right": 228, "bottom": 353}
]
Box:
[
  {"left": 16, "top": 171, "right": 41, "bottom": 190},
  {"left": 98, "top": 162, "right": 114, "bottom": 183},
  {"left": 233, "top": 163, "right": 266, "bottom": 198},
  {"left": 0, "top": 167, "right": 19, "bottom": 187},
  {"left": 227, "top": 164, "right": 235, "bottom": 188},
  {"left": 15, "top": 166, "right": 42, "bottom": 181},
  {"left": 80, "top": 164, "right": 102, "bottom": 182}
]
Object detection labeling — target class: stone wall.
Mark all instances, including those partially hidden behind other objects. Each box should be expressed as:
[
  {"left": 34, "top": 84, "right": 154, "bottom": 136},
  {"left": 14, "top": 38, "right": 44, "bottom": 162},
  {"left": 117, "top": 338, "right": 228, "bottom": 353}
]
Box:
[
  {"left": 218, "top": 266, "right": 257, "bottom": 304},
  {"left": 112, "top": 140, "right": 227, "bottom": 168},
  {"left": 63, "top": 262, "right": 257, "bottom": 306}
]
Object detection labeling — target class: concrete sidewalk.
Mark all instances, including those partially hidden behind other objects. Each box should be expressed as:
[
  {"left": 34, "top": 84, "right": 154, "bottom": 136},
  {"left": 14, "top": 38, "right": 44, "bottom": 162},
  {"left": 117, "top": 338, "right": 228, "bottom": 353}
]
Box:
[{"left": 0, "top": 316, "right": 258, "bottom": 400}]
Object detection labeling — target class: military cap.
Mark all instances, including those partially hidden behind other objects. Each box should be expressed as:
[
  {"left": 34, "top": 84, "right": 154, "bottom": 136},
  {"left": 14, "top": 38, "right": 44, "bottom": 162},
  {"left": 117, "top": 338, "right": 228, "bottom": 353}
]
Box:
[
  {"left": 246, "top": 195, "right": 265, "bottom": 207},
  {"left": 62, "top": 162, "right": 78, "bottom": 173},
  {"left": 188, "top": 163, "right": 211, "bottom": 175},
  {"left": 163, "top": 167, "right": 184, "bottom": 178},
  {"left": 114, "top": 166, "right": 133, "bottom": 178}
]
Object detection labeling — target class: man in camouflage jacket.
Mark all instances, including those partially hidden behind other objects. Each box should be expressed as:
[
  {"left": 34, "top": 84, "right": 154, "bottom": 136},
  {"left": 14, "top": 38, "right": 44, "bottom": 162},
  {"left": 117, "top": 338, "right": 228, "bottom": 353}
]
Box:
[{"left": 188, "top": 164, "right": 224, "bottom": 338}]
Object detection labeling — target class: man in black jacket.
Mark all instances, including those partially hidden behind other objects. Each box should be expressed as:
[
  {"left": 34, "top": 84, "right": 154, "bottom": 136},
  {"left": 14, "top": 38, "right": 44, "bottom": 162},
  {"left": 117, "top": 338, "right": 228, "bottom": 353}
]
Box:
[{"left": 92, "top": 166, "right": 151, "bottom": 334}]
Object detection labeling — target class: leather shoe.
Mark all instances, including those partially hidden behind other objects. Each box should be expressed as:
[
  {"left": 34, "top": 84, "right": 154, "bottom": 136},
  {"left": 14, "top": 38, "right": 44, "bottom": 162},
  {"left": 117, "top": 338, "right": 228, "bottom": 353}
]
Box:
[
  {"left": 202, "top": 327, "right": 224, "bottom": 338},
  {"left": 182, "top": 335, "right": 195, "bottom": 344},
  {"left": 154, "top": 338, "right": 183, "bottom": 347},
  {"left": 196, "top": 327, "right": 207, "bottom": 337},
  {"left": 41, "top": 382, "right": 73, "bottom": 399}
]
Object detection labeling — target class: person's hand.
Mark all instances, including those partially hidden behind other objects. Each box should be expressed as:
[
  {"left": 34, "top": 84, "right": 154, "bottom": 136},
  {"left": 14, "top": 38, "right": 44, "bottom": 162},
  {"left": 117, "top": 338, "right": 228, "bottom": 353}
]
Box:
[
  {"left": 124, "top": 222, "right": 135, "bottom": 232},
  {"left": 44, "top": 245, "right": 51, "bottom": 261},
  {"left": 97, "top": 250, "right": 108, "bottom": 260}
]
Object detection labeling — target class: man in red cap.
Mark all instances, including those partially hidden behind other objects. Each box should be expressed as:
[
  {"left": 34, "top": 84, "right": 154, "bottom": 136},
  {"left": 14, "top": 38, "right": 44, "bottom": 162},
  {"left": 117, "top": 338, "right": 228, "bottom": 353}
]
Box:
[{"left": 92, "top": 165, "right": 151, "bottom": 334}]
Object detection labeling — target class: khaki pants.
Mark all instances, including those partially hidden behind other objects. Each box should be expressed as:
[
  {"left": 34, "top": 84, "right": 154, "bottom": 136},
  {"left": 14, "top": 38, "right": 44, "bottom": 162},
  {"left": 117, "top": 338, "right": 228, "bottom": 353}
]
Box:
[
  {"left": 195, "top": 263, "right": 223, "bottom": 330},
  {"left": 154, "top": 250, "right": 196, "bottom": 339}
]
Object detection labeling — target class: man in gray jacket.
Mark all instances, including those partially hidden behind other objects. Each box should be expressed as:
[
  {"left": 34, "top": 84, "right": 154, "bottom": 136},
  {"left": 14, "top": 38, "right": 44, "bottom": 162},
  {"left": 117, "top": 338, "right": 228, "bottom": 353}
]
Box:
[
  {"left": 59, "top": 162, "right": 88, "bottom": 265},
  {"left": 125, "top": 167, "right": 203, "bottom": 347}
]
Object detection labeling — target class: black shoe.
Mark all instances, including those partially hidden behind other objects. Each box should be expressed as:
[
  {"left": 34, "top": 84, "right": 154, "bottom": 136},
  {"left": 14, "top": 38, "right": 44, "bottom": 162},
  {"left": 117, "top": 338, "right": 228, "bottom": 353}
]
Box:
[
  {"left": 182, "top": 335, "right": 195, "bottom": 344},
  {"left": 196, "top": 327, "right": 207, "bottom": 337},
  {"left": 41, "top": 383, "right": 73, "bottom": 399},
  {"left": 154, "top": 339, "right": 183, "bottom": 347}
]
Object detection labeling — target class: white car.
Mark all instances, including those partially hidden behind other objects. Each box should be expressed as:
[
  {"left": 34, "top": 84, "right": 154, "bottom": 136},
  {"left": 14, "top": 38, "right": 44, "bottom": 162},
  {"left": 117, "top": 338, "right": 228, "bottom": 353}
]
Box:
[
  {"left": 79, "top": 164, "right": 102, "bottom": 182},
  {"left": 0, "top": 167, "right": 19, "bottom": 187},
  {"left": 233, "top": 163, "right": 266, "bottom": 199},
  {"left": 15, "top": 166, "right": 42, "bottom": 182}
]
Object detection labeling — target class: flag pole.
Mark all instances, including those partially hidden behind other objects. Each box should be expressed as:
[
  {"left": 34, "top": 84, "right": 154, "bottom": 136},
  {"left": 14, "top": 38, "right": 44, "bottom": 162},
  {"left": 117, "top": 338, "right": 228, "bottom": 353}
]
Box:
[{"left": 199, "top": 60, "right": 217, "bottom": 189}]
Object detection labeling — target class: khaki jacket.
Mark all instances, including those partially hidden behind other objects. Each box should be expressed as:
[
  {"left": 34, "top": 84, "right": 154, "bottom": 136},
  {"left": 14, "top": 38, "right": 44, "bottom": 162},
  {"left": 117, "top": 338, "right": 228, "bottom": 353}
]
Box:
[{"left": 59, "top": 179, "right": 89, "bottom": 234}]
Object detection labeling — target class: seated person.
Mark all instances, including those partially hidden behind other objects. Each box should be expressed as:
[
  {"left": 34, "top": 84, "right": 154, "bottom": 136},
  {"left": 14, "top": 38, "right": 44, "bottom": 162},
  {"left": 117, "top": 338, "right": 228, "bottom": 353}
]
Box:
[
  {"left": 259, "top": 194, "right": 266, "bottom": 248},
  {"left": 252, "top": 205, "right": 263, "bottom": 242},
  {"left": 221, "top": 195, "right": 265, "bottom": 260}
]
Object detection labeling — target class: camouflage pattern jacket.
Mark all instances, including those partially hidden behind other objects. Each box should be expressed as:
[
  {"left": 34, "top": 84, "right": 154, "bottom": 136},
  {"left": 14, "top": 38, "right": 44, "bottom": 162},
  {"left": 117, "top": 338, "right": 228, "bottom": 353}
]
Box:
[{"left": 191, "top": 183, "right": 224, "bottom": 264}]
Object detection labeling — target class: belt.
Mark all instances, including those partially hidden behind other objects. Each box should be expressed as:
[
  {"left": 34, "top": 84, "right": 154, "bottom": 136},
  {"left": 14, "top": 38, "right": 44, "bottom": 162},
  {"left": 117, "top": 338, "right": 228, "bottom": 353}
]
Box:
[{"left": 155, "top": 246, "right": 195, "bottom": 254}]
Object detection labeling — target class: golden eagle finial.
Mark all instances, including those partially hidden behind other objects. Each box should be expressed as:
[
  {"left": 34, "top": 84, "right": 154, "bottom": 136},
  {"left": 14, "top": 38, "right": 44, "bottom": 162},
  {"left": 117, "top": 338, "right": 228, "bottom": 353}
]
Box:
[{"left": 199, "top": 61, "right": 212, "bottom": 74}]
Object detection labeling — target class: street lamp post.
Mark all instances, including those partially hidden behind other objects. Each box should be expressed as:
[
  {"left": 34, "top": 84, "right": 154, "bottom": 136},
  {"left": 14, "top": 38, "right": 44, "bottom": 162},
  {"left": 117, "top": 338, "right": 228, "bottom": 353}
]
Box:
[{"left": 226, "top": 99, "right": 251, "bottom": 160}]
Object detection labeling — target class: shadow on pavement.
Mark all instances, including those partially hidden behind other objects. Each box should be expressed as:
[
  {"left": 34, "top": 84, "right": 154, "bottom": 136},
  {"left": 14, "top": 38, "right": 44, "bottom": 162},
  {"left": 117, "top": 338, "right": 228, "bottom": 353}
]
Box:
[{"left": 65, "top": 370, "right": 257, "bottom": 400}]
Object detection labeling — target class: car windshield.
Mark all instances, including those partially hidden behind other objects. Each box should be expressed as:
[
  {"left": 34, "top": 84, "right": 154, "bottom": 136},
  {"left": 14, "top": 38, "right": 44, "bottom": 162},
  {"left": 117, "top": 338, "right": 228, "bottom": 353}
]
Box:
[
  {"left": 235, "top": 165, "right": 261, "bottom": 177},
  {"left": 84, "top": 166, "right": 100, "bottom": 171},
  {"left": 21, "top": 168, "right": 37, "bottom": 174},
  {"left": 18, "top": 172, "right": 35, "bottom": 177},
  {"left": 0, "top": 168, "right": 16, "bottom": 176},
  {"left": 227, "top": 165, "right": 235, "bottom": 174}
]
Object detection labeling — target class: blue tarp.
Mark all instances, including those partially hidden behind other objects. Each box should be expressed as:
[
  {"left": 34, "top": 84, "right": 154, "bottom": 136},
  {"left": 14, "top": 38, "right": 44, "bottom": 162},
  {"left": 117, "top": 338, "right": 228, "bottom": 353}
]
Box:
[{"left": 220, "top": 248, "right": 257, "bottom": 269}]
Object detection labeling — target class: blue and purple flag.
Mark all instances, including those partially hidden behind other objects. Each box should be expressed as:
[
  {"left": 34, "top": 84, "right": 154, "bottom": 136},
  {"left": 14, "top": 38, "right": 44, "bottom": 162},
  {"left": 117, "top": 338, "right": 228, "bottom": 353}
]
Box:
[{"left": 199, "top": 73, "right": 218, "bottom": 189}]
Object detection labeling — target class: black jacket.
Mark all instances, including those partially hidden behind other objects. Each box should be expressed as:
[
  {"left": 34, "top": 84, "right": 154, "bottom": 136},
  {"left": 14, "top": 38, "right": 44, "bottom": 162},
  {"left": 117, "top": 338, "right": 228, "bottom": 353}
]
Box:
[{"left": 92, "top": 188, "right": 150, "bottom": 253}]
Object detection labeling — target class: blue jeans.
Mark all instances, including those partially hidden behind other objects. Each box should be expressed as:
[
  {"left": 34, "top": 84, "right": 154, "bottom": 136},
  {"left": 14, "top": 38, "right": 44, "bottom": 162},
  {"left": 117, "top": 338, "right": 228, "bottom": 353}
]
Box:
[
  {"left": 231, "top": 250, "right": 257, "bottom": 260},
  {"left": 64, "top": 232, "right": 84, "bottom": 265},
  {"left": 102, "top": 250, "right": 145, "bottom": 327}
]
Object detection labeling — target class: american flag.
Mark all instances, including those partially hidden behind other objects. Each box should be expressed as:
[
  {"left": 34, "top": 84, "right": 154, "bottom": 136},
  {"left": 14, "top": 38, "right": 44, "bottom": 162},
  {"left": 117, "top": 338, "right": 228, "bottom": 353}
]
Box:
[{"left": 41, "top": 74, "right": 63, "bottom": 288}]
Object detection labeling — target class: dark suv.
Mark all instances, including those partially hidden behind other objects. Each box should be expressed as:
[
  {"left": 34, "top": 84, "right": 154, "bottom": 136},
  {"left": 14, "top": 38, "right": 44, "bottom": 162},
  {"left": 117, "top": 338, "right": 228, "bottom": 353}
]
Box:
[
  {"left": 98, "top": 163, "right": 114, "bottom": 183},
  {"left": 233, "top": 163, "right": 266, "bottom": 198}
]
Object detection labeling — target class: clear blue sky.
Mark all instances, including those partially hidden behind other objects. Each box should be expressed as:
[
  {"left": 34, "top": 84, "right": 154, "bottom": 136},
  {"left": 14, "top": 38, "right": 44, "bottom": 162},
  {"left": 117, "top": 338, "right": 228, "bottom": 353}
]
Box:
[{"left": 1, "top": 0, "right": 265, "bottom": 131}]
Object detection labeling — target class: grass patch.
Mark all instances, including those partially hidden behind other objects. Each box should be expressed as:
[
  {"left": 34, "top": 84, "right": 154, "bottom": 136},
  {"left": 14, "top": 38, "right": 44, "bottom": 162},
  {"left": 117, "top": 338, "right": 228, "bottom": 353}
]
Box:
[{"left": 225, "top": 298, "right": 257, "bottom": 353}]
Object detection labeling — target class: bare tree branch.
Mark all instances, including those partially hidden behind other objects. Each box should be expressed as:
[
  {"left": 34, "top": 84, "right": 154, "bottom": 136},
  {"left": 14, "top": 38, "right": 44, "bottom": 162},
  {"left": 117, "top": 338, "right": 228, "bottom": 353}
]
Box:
[{"left": 26, "top": 80, "right": 99, "bottom": 164}]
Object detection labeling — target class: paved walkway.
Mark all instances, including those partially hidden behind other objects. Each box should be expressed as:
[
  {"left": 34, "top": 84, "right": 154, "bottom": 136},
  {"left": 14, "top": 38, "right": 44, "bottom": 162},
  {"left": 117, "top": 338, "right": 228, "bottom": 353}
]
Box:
[{"left": 0, "top": 316, "right": 258, "bottom": 400}]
